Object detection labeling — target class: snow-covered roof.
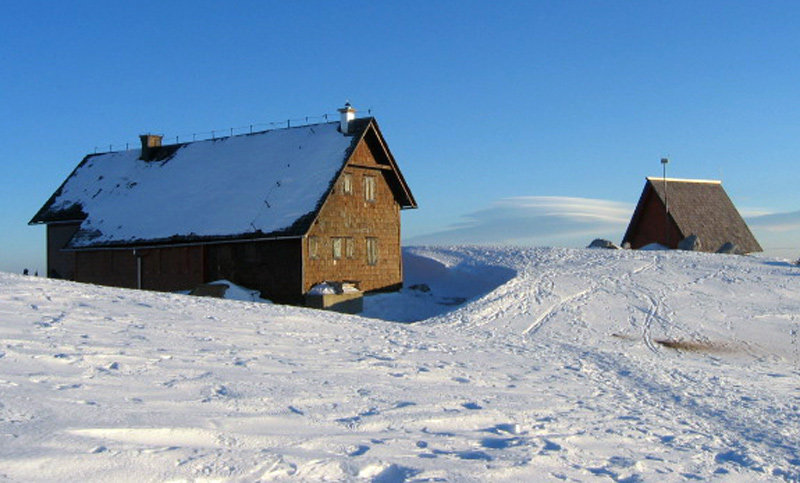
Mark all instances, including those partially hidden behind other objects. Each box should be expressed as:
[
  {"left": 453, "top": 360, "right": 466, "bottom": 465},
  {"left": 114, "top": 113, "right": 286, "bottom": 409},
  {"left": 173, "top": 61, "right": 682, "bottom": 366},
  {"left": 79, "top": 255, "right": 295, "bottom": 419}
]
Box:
[{"left": 31, "top": 120, "right": 381, "bottom": 248}]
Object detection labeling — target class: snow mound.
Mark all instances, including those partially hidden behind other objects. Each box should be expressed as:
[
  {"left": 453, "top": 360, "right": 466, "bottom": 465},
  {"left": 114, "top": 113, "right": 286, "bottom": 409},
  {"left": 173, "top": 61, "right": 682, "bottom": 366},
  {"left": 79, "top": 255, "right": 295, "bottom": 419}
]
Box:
[
  {"left": 207, "top": 279, "right": 270, "bottom": 303},
  {"left": 362, "top": 247, "right": 516, "bottom": 322}
]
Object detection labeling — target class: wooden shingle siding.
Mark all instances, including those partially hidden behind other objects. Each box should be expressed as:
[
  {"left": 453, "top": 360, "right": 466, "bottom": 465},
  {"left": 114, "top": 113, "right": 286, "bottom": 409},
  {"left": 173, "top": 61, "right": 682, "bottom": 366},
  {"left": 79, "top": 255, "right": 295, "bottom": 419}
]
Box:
[{"left": 303, "top": 137, "right": 402, "bottom": 294}]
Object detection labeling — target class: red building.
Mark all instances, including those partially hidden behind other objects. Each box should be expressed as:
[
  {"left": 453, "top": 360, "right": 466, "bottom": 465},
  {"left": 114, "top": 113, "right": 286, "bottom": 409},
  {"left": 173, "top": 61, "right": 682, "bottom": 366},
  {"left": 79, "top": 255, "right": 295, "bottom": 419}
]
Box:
[
  {"left": 622, "top": 177, "right": 761, "bottom": 254},
  {"left": 30, "top": 105, "right": 417, "bottom": 303}
]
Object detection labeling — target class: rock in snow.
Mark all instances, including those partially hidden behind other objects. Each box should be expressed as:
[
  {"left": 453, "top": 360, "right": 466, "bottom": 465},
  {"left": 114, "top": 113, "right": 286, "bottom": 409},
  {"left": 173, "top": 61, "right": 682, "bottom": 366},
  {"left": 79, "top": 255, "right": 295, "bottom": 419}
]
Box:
[
  {"left": 717, "top": 241, "right": 739, "bottom": 254},
  {"left": 678, "top": 234, "right": 702, "bottom": 251},
  {"left": 587, "top": 238, "right": 620, "bottom": 249},
  {"left": 0, "top": 245, "right": 798, "bottom": 481}
]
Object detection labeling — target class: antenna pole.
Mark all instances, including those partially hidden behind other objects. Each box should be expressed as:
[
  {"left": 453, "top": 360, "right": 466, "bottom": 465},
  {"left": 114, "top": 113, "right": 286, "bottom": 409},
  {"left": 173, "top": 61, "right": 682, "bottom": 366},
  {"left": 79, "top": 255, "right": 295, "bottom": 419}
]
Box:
[{"left": 661, "top": 157, "right": 669, "bottom": 247}]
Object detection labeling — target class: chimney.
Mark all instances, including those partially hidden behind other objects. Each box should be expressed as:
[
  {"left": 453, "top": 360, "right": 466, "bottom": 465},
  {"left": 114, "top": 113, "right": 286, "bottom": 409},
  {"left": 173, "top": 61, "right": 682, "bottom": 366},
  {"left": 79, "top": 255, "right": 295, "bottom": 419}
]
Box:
[
  {"left": 338, "top": 102, "right": 356, "bottom": 134},
  {"left": 139, "top": 134, "right": 163, "bottom": 161}
]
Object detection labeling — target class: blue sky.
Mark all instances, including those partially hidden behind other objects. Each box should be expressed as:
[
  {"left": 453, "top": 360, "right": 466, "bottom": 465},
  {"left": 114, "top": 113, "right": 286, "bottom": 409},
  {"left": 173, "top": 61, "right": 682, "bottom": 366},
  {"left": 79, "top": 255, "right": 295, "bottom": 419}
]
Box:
[{"left": 3, "top": 1, "right": 800, "bottom": 273}]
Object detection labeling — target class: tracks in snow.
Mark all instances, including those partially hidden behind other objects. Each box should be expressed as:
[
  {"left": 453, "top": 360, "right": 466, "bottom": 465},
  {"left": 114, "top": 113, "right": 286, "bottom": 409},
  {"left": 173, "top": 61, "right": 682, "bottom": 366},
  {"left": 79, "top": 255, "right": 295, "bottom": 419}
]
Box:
[{"left": 522, "top": 288, "right": 592, "bottom": 336}]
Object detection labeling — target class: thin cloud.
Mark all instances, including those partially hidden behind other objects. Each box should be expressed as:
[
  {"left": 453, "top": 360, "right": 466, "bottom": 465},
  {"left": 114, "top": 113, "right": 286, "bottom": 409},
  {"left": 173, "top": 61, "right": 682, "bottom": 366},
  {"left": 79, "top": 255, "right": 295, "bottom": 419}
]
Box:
[
  {"left": 747, "top": 210, "right": 800, "bottom": 233},
  {"left": 746, "top": 211, "right": 800, "bottom": 258},
  {"left": 408, "top": 197, "right": 799, "bottom": 257},
  {"left": 409, "top": 196, "right": 633, "bottom": 246}
]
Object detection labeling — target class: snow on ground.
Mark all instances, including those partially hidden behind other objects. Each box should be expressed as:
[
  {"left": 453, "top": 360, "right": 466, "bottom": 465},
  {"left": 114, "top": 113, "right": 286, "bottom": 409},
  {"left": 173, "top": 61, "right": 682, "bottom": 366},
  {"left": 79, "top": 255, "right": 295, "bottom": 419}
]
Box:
[{"left": 1, "top": 246, "right": 799, "bottom": 481}]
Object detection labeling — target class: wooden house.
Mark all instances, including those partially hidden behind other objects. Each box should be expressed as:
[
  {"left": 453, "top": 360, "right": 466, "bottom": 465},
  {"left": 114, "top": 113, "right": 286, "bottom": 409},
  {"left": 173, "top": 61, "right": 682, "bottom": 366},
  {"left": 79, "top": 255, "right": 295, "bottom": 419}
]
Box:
[
  {"left": 621, "top": 177, "right": 761, "bottom": 254},
  {"left": 29, "top": 104, "right": 417, "bottom": 303}
]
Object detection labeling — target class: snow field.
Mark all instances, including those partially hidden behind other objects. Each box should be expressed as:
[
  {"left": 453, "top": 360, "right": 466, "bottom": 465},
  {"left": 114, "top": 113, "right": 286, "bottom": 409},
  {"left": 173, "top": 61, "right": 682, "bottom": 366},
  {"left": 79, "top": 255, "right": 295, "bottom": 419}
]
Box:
[{"left": 0, "top": 246, "right": 799, "bottom": 481}]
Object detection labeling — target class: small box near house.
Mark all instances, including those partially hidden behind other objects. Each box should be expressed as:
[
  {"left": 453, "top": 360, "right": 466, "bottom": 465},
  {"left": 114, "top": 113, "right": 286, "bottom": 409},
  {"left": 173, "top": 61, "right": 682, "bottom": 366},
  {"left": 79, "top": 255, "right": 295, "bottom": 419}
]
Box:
[{"left": 305, "top": 281, "right": 363, "bottom": 314}]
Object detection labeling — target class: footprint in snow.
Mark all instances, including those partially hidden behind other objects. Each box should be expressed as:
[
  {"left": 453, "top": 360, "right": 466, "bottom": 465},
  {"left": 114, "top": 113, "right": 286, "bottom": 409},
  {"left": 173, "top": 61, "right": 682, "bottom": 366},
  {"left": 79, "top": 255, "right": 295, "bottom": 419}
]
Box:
[
  {"left": 714, "top": 449, "right": 757, "bottom": 468},
  {"left": 485, "top": 423, "right": 521, "bottom": 435},
  {"left": 541, "top": 439, "right": 562, "bottom": 451},
  {"left": 607, "top": 456, "right": 636, "bottom": 468},
  {"left": 480, "top": 437, "right": 524, "bottom": 449},
  {"left": 348, "top": 445, "right": 369, "bottom": 456},
  {"left": 55, "top": 383, "right": 82, "bottom": 390},
  {"left": 455, "top": 450, "right": 493, "bottom": 461},
  {"left": 369, "top": 464, "right": 421, "bottom": 481}
]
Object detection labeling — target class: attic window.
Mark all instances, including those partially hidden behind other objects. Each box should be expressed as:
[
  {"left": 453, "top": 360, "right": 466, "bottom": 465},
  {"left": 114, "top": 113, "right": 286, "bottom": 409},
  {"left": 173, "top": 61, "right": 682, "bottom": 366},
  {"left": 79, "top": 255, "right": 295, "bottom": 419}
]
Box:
[
  {"left": 342, "top": 173, "right": 353, "bottom": 194},
  {"left": 364, "top": 176, "right": 376, "bottom": 202},
  {"left": 309, "top": 236, "right": 319, "bottom": 259}
]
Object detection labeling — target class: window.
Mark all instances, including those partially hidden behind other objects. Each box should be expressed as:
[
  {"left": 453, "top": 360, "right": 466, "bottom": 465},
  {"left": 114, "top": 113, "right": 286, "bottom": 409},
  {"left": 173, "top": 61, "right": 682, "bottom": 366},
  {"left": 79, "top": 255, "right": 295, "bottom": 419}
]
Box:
[
  {"left": 345, "top": 238, "right": 354, "bottom": 259},
  {"left": 342, "top": 173, "right": 353, "bottom": 194},
  {"left": 364, "top": 176, "right": 376, "bottom": 202},
  {"left": 366, "top": 237, "right": 378, "bottom": 266},
  {"left": 332, "top": 237, "right": 343, "bottom": 260},
  {"left": 309, "top": 236, "right": 319, "bottom": 259}
]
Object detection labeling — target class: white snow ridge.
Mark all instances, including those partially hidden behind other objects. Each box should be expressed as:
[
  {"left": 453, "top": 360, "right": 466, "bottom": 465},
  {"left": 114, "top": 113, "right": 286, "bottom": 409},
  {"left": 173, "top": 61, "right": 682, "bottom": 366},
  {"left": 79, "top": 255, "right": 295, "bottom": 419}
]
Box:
[{"left": 1, "top": 246, "right": 799, "bottom": 481}]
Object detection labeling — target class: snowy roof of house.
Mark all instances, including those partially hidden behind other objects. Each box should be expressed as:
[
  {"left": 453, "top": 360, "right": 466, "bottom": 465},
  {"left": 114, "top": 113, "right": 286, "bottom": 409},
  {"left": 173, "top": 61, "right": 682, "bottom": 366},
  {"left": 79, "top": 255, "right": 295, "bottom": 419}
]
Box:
[
  {"left": 623, "top": 177, "right": 762, "bottom": 253},
  {"left": 30, "top": 117, "right": 414, "bottom": 249}
]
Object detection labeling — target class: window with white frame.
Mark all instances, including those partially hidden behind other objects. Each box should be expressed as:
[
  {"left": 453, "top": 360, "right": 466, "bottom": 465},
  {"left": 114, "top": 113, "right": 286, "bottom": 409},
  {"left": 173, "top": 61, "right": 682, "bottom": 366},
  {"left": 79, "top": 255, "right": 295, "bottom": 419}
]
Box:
[
  {"left": 345, "top": 237, "right": 354, "bottom": 259},
  {"left": 342, "top": 173, "right": 353, "bottom": 195},
  {"left": 309, "top": 236, "right": 319, "bottom": 259},
  {"left": 332, "top": 237, "right": 343, "bottom": 260},
  {"left": 364, "top": 176, "right": 376, "bottom": 202},
  {"left": 366, "top": 237, "right": 378, "bottom": 266}
]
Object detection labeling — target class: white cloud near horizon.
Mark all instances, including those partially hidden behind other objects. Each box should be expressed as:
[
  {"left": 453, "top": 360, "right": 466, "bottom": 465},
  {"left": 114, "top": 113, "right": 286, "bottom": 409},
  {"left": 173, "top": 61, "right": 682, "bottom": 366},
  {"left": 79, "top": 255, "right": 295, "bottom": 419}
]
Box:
[
  {"left": 409, "top": 196, "right": 800, "bottom": 258},
  {"left": 746, "top": 211, "right": 800, "bottom": 258},
  {"left": 746, "top": 210, "right": 800, "bottom": 233},
  {"left": 409, "top": 196, "right": 633, "bottom": 247}
]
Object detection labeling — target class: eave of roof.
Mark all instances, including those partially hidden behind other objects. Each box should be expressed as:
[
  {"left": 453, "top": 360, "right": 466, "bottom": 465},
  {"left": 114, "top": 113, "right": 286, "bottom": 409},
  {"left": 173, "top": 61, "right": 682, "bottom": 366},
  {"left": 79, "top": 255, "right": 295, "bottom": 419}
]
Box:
[{"left": 645, "top": 177, "right": 721, "bottom": 184}]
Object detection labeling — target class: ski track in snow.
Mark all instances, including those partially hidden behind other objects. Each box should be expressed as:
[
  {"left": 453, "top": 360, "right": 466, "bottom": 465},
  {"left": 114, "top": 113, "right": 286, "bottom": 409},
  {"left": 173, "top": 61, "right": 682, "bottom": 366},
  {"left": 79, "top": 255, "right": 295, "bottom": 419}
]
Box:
[{"left": 1, "top": 246, "right": 799, "bottom": 481}]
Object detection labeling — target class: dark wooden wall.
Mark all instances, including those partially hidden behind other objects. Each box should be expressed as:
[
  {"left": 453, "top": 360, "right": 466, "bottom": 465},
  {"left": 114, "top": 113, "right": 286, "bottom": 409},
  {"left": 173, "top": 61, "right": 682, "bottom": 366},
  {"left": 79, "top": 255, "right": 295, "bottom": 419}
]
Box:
[
  {"left": 74, "top": 245, "right": 204, "bottom": 292},
  {"left": 205, "top": 239, "right": 303, "bottom": 304},
  {"left": 47, "top": 223, "right": 80, "bottom": 279},
  {"left": 627, "top": 189, "right": 682, "bottom": 249},
  {"left": 70, "top": 240, "right": 302, "bottom": 303}
]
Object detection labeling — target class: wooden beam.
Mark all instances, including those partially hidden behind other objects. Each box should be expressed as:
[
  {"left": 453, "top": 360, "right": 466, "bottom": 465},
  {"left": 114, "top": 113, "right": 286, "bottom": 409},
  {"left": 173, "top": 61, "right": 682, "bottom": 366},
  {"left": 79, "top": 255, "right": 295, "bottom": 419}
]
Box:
[{"left": 348, "top": 163, "right": 392, "bottom": 171}]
